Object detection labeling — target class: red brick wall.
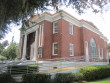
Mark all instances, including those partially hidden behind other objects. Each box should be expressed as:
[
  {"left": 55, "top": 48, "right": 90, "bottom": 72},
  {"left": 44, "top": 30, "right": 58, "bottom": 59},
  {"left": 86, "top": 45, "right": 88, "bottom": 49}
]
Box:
[
  {"left": 61, "top": 19, "right": 82, "bottom": 57},
  {"left": 43, "top": 20, "right": 53, "bottom": 60},
  {"left": 82, "top": 28, "right": 108, "bottom": 61}
]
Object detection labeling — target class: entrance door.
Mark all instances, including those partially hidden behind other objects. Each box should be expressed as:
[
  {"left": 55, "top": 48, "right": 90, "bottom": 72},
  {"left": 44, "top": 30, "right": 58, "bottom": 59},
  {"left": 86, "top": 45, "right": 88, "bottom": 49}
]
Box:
[{"left": 85, "top": 41, "right": 89, "bottom": 62}]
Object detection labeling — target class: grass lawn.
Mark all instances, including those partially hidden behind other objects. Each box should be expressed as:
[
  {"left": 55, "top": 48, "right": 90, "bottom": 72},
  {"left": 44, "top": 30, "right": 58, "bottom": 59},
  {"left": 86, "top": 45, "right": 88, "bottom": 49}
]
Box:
[{"left": 89, "top": 77, "right": 110, "bottom": 83}]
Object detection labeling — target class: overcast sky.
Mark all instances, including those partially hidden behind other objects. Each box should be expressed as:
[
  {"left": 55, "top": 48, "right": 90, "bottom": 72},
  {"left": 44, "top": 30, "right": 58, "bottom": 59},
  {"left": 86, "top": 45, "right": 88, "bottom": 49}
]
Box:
[{"left": 1, "top": 4, "right": 110, "bottom": 43}]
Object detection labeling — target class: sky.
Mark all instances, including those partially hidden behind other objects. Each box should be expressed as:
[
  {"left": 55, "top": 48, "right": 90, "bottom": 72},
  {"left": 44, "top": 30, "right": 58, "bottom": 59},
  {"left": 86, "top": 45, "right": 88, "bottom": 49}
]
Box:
[{"left": 1, "top": 4, "right": 110, "bottom": 43}]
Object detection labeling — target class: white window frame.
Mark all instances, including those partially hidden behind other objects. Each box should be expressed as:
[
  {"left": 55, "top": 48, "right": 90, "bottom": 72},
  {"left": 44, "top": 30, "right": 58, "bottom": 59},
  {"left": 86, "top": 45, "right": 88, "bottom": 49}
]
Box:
[
  {"left": 53, "top": 21, "right": 58, "bottom": 34},
  {"left": 52, "top": 42, "right": 58, "bottom": 55},
  {"left": 90, "top": 38, "right": 97, "bottom": 58},
  {"left": 69, "top": 44, "right": 74, "bottom": 56},
  {"left": 38, "top": 46, "right": 42, "bottom": 57},
  {"left": 69, "top": 23, "right": 74, "bottom": 35}
]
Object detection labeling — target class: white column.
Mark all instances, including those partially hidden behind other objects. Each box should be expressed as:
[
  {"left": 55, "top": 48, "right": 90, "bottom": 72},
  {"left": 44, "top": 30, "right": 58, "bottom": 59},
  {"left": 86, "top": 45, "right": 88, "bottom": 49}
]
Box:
[
  {"left": 19, "top": 36, "right": 23, "bottom": 58},
  {"left": 106, "top": 50, "right": 109, "bottom": 62},
  {"left": 22, "top": 33, "right": 27, "bottom": 60},
  {"left": 85, "top": 41, "right": 89, "bottom": 62},
  {"left": 32, "top": 30, "right": 38, "bottom": 61}
]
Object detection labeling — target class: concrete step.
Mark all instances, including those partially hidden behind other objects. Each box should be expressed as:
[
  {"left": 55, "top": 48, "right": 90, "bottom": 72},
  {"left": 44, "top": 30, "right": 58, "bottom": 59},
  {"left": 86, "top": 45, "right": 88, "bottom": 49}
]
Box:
[{"left": 12, "top": 75, "right": 23, "bottom": 82}]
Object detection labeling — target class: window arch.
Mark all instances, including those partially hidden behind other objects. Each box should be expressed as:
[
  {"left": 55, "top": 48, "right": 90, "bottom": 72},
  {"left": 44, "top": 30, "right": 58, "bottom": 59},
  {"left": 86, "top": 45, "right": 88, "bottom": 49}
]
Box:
[{"left": 90, "top": 38, "right": 97, "bottom": 57}]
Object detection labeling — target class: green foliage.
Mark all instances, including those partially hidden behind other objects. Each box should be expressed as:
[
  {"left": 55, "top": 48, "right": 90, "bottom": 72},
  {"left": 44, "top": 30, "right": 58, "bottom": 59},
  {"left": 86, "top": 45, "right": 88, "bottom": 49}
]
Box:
[
  {"left": 80, "top": 65, "right": 110, "bottom": 81},
  {"left": 89, "top": 77, "right": 110, "bottom": 83},
  {"left": 7, "top": 65, "right": 38, "bottom": 75},
  {"left": 1, "top": 42, "right": 18, "bottom": 60},
  {"left": 22, "top": 73, "right": 51, "bottom": 83},
  {"left": 0, "top": 73, "right": 15, "bottom": 83},
  {"left": 0, "top": 40, "right": 9, "bottom": 54},
  {"left": 0, "top": 55, "right": 7, "bottom": 61},
  {"left": 74, "top": 72, "right": 84, "bottom": 82},
  {"left": 54, "top": 73, "right": 74, "bottom": 83}
]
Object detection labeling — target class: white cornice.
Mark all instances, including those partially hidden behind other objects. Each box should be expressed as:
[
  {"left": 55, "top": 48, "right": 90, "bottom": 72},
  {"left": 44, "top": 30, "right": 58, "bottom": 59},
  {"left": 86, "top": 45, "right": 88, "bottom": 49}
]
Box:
[{"left": 25, "top": 25, "right": 39, "bottom": 34}]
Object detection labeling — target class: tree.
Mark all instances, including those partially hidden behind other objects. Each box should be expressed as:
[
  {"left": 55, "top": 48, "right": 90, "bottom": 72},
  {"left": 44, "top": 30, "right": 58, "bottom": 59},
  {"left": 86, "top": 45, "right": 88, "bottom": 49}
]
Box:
[
  {"left": 0, "top": 40, "right": 9, "bottom": 54},
  {"left": 1, "top": 42, "right": 18, "bottom": 60},
  {"left": 0, "top": 0, "right": 109, "bottom": 39},
  {"left": 0, "top": 55, "right": 7, "bottom": 61}
]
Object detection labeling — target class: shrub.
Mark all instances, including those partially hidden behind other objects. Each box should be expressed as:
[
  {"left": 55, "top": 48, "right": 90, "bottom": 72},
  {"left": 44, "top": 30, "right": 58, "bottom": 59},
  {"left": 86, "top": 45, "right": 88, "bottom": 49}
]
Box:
[
  {"left": 74, "top": 72, "right": 84, "bottom": 81},
  {"left": 0, "top": 73, "right": 15, "bottom": 83},
  {"left": 80, "top": 65, "right": 110, "bottom": 81},
  {"left": 54, "top": 73, "right": 74, "bottom": 83},
  {"left": 7, "top": 64, "right": 38, "bottom": 75},
  {"left": 22, "top": 73, "right": 51, "bottom": 83}
]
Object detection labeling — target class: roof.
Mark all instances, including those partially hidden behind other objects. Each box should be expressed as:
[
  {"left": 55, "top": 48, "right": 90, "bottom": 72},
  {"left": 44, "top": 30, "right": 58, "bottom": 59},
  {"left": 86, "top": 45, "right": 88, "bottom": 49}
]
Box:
[{"left": 80, "top": 20, "right": 99, "bottom": 30}]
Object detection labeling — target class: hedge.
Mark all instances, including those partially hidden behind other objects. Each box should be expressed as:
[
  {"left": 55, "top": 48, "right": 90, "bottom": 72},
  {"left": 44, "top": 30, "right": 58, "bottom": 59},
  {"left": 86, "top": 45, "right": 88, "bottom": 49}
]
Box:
[
  {"left": 22, "top": 73, "right": 51, "bottom": 83},
  {"left": 80, "top": 65, "right": 110, "bottom": 81},
  {"left": 0, "top": 73, "right": 15, "bottom": 83},
  {"left": 54, "top": 73, "right": 74, "bottom": 83},
  {"left": 74, "top": 72, "right": 84, "bottom": 82},
  {"left": 7, "top": 64, "right": 38, "bottom": 75}
]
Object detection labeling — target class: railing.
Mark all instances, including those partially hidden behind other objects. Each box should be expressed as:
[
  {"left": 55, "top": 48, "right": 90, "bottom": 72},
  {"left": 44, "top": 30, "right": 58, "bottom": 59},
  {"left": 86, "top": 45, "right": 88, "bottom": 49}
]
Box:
[
  {"left": 7, "top": 66, "right": 38, "bottom": 75},
  {"left": 0, "top": 60, "right": 38, "bottom": 74},
  {"left": 0, "top": 55, "right": 108, "bottom": 74}
]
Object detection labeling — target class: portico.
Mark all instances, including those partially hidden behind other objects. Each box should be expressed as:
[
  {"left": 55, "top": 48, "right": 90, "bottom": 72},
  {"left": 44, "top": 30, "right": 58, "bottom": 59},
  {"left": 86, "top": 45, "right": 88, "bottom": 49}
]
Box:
[{"left": 21, "top": 25, "right": 39, "bottom": 61}]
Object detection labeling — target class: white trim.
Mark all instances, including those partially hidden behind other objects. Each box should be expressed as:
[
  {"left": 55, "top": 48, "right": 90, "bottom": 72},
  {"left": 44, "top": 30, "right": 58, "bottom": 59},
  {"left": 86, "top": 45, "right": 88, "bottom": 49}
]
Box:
[
  {"left": 25, "top": 25, "right": 39, "bottom": 34},
  {"left": 69, "top": 23, "right": 74, "bottom": 35},
  {"left": 69, "top": 44, "right": 74, "bottom": 56},
  {"left": 52, "top": 42, "right": 58, "bottom": 55},
  {"left": 53, "top": 21, "right": 58, "bottom": 34},
  {"left": 85, "top": 41, "right": 89, "bottom": 62},
  {"left": 22, "top": 33, "right": 27, "bottom": 60},
  {"left": 33, "top": 30, "right": 38, "bottom": 60}
]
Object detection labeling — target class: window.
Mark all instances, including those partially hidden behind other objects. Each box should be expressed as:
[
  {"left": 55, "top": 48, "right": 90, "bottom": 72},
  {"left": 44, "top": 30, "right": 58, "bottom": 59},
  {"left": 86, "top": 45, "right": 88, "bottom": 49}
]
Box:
[
  {"left": 70, "top": 44, "right": 74, "bottom": 56},
  {"left": 90, "top": 38, "right": 97, "bottom": 57},
  {"left": 38, "top": 47, "right": 42, "bottom": 56},
  {"left": 52, "top": 43, "right": 58, "bottom": 55},
  {"left": 53, "top": 22, "right": 58, "bottom": 33},
  {"left": 69, "top": 23, "right": 74, "bottom": 35}
]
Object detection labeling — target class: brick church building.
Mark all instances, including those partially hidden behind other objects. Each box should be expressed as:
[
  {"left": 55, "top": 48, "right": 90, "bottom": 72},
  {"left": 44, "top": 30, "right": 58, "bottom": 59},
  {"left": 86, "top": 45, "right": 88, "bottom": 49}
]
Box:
[{"left": 19, "top": 10, "right": 109, "bottom": 62}]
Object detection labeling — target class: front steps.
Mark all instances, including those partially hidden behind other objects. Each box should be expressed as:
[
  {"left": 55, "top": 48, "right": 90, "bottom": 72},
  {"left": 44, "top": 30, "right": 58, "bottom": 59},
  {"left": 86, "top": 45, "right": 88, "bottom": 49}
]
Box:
[{"left": 11, "top": 75, "right": 23, "bottom": 82}]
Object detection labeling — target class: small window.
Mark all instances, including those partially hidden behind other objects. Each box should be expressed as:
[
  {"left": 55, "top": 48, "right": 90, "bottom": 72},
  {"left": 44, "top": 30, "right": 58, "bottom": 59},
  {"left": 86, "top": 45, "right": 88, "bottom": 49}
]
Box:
[
  {"left": 38, "top": 47, "right": 42, "bottom": 56},
  {"left": 53, "top": 22, "right": 58, "bottom": 33},
  {"left": 69, "top": 23, "right": 74, "bottom": 35},
  {"left": 52, "top": 43, "right": 58, "bottom": 55},
  {"left": 70, "top": 44, "right": 74, "bottom": 56}
]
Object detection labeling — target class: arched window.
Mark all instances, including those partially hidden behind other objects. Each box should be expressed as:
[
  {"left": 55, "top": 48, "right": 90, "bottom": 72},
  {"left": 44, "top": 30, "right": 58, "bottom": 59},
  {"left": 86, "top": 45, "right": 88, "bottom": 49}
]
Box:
[{"left": 90, "top": 38, "right": 97, "bottom": 57}]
